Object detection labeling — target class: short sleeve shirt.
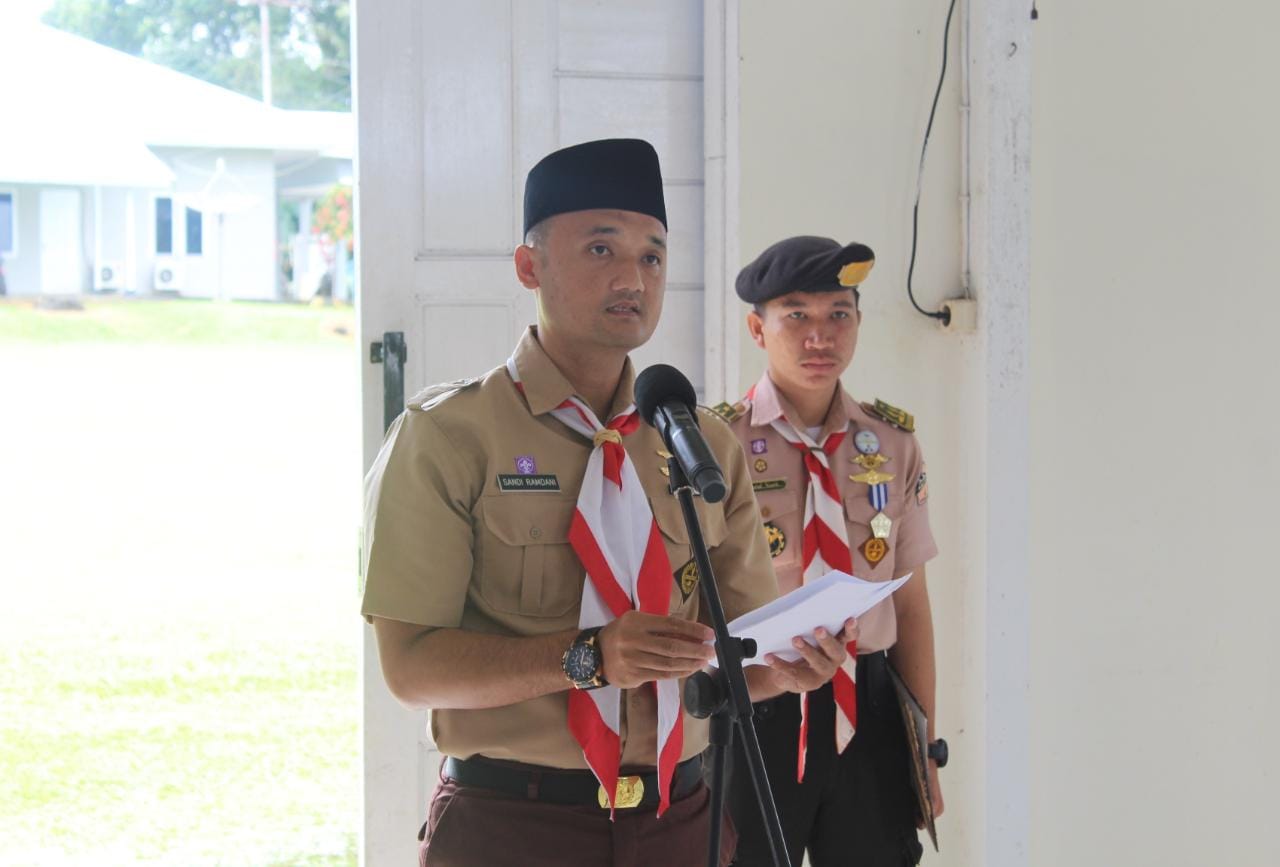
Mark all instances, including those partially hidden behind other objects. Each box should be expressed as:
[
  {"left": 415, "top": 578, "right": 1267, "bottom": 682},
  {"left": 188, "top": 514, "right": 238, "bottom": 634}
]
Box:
[
  {"left": 361, "top": 328, "right": 779, "bottom": 769},
  {"left": 726, "top": 372, "right": 938, "bottom": 653}
]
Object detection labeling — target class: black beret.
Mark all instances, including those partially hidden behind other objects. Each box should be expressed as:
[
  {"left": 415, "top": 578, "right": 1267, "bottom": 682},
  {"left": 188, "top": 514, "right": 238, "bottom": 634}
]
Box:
[
  {"left": 523, "top": 138, "right": 667, "bottom": 236},
  {"left": 735, "top": 236, "right": 876, "bottom": 304}
]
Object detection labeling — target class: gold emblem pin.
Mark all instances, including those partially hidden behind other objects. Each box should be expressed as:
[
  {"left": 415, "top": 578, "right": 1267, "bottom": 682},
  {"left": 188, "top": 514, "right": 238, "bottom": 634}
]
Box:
[
  {"left": 851, "top": 453, "right": 891, "bottom": 471},
  {"left": 850, "top": 469, "right": 895, "bottom": 486},
  {"left": 599, "top": 775, "right": 645, "bottom": 809},
  {"left": 675, "top": 559, "right": 700, "bottom": 602},
  {"left": 861, "top": 537, "right": 889, "bottom": 565},
  {"left": 754, "top": 458, "right": 768, "bottom": 473},
  {"left": 764, "top": 522, "right": 787, "bottom": 558},
  {"left": 838, "top": 260, "right": 874, "bottom": 287}
]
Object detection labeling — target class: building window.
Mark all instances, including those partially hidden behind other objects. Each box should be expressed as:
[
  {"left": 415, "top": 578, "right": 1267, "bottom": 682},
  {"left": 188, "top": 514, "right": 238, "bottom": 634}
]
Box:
[
  {"left": 185, "top": 207, "right": 203, "bottom": 255},
  {"left": 0, "top": 192, "right": 15, "bottom": 256},
  {"left": 155, "top": 197, "right": 173, "bottom": 255}
]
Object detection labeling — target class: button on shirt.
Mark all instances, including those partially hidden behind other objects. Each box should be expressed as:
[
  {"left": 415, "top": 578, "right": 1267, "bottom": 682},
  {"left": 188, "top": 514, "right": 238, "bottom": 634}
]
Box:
[
  {"left": 361, "top": 327, "right": 779, "bottom": 769},
  {"left": 727, "top": 373, "right": 938, "bottom": 653}
]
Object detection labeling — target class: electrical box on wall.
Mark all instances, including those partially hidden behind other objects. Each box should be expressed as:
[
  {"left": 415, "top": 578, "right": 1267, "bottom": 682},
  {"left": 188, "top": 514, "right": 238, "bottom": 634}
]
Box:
[{"left": 940, "top": 299, "right": 977, "bottom": 334}]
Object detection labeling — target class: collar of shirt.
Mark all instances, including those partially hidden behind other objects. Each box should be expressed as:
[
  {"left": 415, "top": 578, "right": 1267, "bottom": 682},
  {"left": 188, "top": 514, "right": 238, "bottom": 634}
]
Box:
[
  {"left": 509, "top": 326, "right": 638, "bottom": 420},
  {"left": 748, "top": 370, "right": 860, "bottom": 442}
]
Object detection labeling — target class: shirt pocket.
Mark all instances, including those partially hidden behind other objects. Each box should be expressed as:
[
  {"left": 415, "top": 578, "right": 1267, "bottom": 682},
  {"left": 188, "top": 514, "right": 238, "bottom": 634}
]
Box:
[
  {"left": 843, "top": 493, "right": 903, "bottom": 580},
  {"left": 755, "top": 489, "right": 803, "bottom": 568},
  {"left": 648, "top": 494, "right": 727, "bottom": 615},
  {"left": 475, "top": 494, "right": 582, "bottom": 618}
]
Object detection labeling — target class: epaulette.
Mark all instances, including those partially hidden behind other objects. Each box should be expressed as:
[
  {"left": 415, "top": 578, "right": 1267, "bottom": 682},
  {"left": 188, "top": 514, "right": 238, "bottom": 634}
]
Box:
[
  {"left": 707, "top": 399, "right": 749, "bottom": 423},
  {"left": 408, "top": 377, "right": 480, "bottom": 412},
  {"left": 863, "top": 398, "right": 915, "bottom": 433},
  {"left": 697, "top": 405, "right": 730, "bottom": 426}
]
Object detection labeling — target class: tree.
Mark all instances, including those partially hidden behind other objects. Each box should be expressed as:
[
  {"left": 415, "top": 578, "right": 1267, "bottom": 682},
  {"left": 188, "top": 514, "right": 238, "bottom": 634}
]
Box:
[{"left": 43, "top": 0, "right": 351, "bottom": 111}]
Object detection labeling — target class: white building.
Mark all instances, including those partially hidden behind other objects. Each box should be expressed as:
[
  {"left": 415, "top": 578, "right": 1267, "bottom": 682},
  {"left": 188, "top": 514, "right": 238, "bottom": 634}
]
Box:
[{"left": 0, "top": 21, "right": 352, "bottom": 300}]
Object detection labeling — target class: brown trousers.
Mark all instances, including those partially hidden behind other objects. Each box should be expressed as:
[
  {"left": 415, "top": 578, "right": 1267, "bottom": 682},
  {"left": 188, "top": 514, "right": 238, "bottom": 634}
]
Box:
[{"left": 420, "top": 777, "right": 737, "bottom": 867}]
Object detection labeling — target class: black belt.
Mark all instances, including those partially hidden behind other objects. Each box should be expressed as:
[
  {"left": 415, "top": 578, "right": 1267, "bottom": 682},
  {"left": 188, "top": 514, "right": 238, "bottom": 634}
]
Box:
[{"left": 443, "top": 754, "right": 703, "bottom": 810}]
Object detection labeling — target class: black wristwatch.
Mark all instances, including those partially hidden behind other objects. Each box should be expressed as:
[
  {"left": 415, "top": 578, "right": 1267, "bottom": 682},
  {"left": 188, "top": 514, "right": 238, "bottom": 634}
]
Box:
[{"left": 562, "top": 627, "right": 608, "bottom": 690}]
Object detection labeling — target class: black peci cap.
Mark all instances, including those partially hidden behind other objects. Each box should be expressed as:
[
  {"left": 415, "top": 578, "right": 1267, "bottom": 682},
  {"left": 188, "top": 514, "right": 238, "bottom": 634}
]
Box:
[
  {"left": 735, "top": 236, "right": 875, "bottom": 304},
  {"left": 523, "top": 138, "right": 667, "bottom": 236}
]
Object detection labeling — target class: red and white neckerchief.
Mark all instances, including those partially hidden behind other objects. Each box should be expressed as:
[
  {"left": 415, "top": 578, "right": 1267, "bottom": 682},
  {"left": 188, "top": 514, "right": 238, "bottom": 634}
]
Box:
[
  {"left": 508, "top": 358, "right": 682, "bottom": 815},
  {"left": 747, "top": 386, "right": 859, "bottom": 781}
]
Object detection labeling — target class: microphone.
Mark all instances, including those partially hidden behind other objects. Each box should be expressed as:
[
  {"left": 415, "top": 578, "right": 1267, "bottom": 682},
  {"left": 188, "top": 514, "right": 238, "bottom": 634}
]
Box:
[{"left": 634, "top": 364, "right": 727, "bottom": 503}]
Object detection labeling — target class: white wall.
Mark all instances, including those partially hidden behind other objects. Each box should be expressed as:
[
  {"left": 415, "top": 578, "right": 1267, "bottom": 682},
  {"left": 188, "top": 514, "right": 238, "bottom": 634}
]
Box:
[
  {"left": 742, "top": 1, "right": 1280, "bottom": 865},
  {"left": 738, "top": 2, "right": 981, "bottom": 864},
  {"left": 1030, "top": 3, "right": 1280, "bottom": 864}
]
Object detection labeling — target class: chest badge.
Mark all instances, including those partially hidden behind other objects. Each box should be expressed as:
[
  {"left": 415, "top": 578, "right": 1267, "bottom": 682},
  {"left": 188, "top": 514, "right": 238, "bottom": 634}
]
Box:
[
  {"left": 514, "top": 455, "right": 537, "bottom": 475},
  {"left": 851, "top": 453, "right": 891, "bottom": 471},
  {"left": 861, "top": 537, "right": 889, "bottom": 565},
  {"left": 854, "top": 429, "right": 881, "bottom": 455},
  {"left": 870, "top": 511, "right": 893, "bottom": 540},
  {"left": 763, "top": 522, "right": 787, "bottom": 558},
  {"left": 750, "top": 438, "right": 768, "bottom": 455},
  {"left": 753, "top": 458, "right": 769, "bottom": 473},
  {"left": 674, "top": 558, "right": 700, "bottom": 603},
  {"left": 849, "top": 469, "right": 895, "bottom": 487}
]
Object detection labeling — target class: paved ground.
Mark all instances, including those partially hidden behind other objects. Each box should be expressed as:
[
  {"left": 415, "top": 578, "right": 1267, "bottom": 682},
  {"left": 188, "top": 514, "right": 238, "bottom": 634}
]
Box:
[{"left": 0, "top": 339, "right": 362, "bottom": 865}]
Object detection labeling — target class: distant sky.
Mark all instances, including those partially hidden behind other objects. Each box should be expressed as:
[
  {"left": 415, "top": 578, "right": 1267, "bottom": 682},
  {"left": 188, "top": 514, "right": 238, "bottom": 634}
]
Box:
[{"left": 3, "top": 0, "right": 58, "bottom": 24}]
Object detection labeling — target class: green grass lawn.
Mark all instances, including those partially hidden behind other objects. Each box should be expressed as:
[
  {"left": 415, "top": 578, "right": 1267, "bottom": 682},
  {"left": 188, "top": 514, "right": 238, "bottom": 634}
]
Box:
[
  {"left": 0, "top": 296, "right": 356, "bottom": 346},
  {"left": 0, "top": 299, "right": 362, "bottom": 865}
]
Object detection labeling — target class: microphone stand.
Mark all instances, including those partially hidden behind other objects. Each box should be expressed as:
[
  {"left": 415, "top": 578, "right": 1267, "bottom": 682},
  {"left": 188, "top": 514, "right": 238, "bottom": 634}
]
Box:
[{"left": 666, "top": 457, "right": 791, "bottom": 867}]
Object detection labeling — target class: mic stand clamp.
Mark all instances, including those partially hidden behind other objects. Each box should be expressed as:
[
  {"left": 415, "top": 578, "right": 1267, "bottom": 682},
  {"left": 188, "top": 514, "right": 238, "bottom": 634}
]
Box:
[{"left": 666, "top": 457, "right": 791, "bottom": 867}]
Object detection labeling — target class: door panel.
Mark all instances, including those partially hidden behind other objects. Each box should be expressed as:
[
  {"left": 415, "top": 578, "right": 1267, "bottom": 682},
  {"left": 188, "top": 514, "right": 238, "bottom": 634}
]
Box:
[{"left": 40, "top": 189, "right": 83, "bottom": 295}]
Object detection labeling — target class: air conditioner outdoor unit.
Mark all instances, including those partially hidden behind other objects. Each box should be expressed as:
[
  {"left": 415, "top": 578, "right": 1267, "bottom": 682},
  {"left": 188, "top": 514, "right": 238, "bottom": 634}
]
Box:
[
  {"left": 154, "top": 257, "right": 185, "bottom": 292},
  {"left": 95, "top": 260, "right": 125, "bottom": 291}
]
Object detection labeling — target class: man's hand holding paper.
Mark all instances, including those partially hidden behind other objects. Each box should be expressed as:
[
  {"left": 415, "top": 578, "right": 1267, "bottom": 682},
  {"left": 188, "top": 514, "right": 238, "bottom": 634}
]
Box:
[{"left": 715, "top": 570, "right": 912, "bottom": 670}]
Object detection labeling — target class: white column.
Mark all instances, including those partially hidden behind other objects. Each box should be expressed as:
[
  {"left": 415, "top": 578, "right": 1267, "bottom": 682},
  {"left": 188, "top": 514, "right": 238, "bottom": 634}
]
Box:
[
  {"left": 703, "top": 0, "right": 742, "bottom": 401},
  {"left": 968, "top": 0, "right": 1032, "bottom": 863}
]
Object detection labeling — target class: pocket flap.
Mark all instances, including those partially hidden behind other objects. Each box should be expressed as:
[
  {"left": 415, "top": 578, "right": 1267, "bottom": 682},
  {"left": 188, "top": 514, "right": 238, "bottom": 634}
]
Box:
[
  {"left": 844, "top": 493, "right": 881, "bottom": 525},
  {"left": 647, "top": 495, "right": 727, "bottom": 548},
  {"left": 479, "top": 495, "right": 576, "bottom": 546}
]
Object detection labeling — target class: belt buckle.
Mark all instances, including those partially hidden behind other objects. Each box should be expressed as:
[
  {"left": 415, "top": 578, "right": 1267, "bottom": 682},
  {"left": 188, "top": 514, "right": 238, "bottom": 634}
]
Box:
[{"left": 597, "top": 775, "right": 645, "bottom": 809}]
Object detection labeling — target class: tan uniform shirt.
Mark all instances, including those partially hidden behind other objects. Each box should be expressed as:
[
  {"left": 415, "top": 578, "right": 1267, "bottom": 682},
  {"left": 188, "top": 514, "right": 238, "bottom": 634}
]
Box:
[
  {"left": 725, "top": 373, "right": 938, "bottom": 654},
  {"left": 361, "top": 327, "right": 779, "bottom": 769}
]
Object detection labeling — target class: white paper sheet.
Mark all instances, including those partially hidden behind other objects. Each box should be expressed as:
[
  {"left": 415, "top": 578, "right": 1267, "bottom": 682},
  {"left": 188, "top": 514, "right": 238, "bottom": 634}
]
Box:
[{"left": 708, "top": 570, "right": 911, "bottom": 668}]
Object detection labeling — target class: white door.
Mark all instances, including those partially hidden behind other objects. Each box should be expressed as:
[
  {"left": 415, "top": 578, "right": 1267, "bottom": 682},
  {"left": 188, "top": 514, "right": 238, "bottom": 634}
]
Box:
[
  {"left": 354, "top": 2, "right": 733, "bottom": 863},
  {"left": 39, "top": 189, "right": 83, "bottom": 294}
]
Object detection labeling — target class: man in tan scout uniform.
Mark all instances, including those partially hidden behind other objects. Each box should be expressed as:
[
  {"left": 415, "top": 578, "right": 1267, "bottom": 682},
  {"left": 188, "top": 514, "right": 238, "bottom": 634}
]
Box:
[
  {"left": 361, "top": 140, "right": 857, "bottom": 867},
  {"left": 719, "top": 236, "right": 944, "bottom": 867}
]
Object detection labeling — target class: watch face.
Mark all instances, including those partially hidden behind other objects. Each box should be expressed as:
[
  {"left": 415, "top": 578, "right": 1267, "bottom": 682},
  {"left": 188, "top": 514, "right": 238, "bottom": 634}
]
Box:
[{"left": 565, "top": 641, "right": 599, "bottom": 682}]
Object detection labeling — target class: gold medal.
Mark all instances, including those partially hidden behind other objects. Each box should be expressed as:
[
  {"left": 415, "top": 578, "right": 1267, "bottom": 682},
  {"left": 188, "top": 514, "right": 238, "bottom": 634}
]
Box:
[
  {"left": 850, "top": 469, "right": 895, "bottom": 486},
  {"left": 764, "top": 522, "right": 787, "bottom": 558},
  {"left": 851, "top": 453, "right": 891, "bottom": 471},
  {"left": 870, "top": 511, "right": 892, "bottom": 540},
  {"left": 861, "top": 537, "right": 889, "bottom": 565}
]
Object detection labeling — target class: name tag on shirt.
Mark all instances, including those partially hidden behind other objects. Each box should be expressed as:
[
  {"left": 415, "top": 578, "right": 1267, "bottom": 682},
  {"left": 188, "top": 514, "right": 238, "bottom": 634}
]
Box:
[
  {"left": 752, "top": 478, "right": 787, "bottom": 492},
  {"left": 496, "top": 474, "right": 561, "bottom": 492}
]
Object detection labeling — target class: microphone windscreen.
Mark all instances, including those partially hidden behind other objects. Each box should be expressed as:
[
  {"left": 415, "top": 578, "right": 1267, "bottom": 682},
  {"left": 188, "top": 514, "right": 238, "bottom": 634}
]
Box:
[{"left": 634, "top": 364, "right": 698, "bottom": 426}]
